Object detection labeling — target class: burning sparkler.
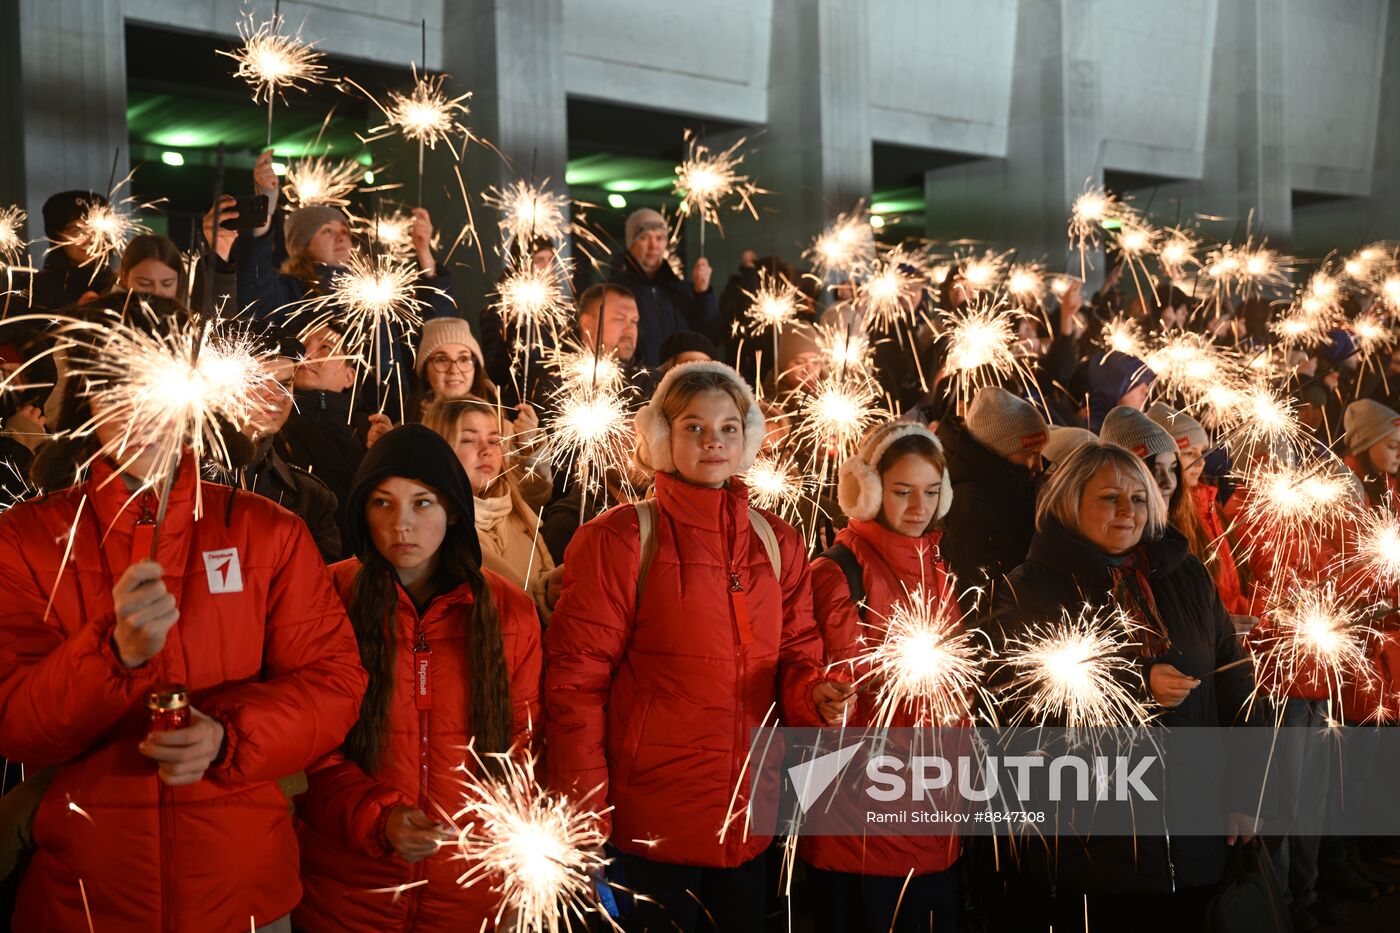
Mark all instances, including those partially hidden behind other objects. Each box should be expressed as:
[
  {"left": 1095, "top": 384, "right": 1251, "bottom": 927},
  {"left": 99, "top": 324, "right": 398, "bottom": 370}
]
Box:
[
  {"left": 548, "top": 343, "right": 627, "bottom": 393},
  {"left": 742, "top": 451, "right": 811, "bottom": 522},
  {"left": 673, "top": 132, "right": 762, "bottom": 252},
  {"left": 815, "top": 321, "right": 873, "bottom": 377},
  {"left": 538, "top": 380, "right": 634, "bottom": 494},
  {"left": 50, "top": 185, "right": 159, "bottom": 281},
  {"left": 495, "top": 263, "right": 572, "bottom": 344},
  {"left": 1345, "top": 506, "right": 1400, "bottom": 590},
  {"left": 220, "top": 12, "right": 329, "bottom": 147},
  {"left": 1233, "top": 460, "right": 1361, "bottom": 585},
  {"left": 1068, "top": 183, "right": 1125, "bottom": 276},
  {"left": 856, "top": 248, "right": 927, "bottom": 330},
  {"left": 1351, "top": 310, "right": 1398, "bottom": 358},
  {"left": 1004, "top": 262, "right": 1046, "bottom": 306},
  {"left": 791, "top": 372, "right": 885, "bottom": 469},
  {"left": 1112, "top": 216, "right": 1158, "bottom": 258},
  {"left": 357, "top": 64, "right": 474, "bottom": 203},
  {"left": 806, "top": 207, "right": 877, "bottom": 282},
  {"left": 997, "top": 604, "right": 1152, "bottom": 731},
  {"left": 1158, "top": 227, "right": 1200, "bottom": 278},
  {"left": 1143, "top": 332, "right": 1236, "bottom": 405},
  {"left": 484, "top": 180, "right": 571, "bottom": 253},
  {"left": 1100, "top": 316, "right": 1147, "bottom": 360},
  {"left": 360, "top": 210, "right": 416, "bottom": 259},
  {"left": 955, "top": 249, "right": 1007, "bottom": 296},
  {"left": 0, "top": 206, "right": 27, "bottom": 267},
  {"left": 284, "top": 156, "right": 362, "bottom": 209},
  {"left": 1250, "top": 583, "right": 1377, "bottom": 710},
  {"left": 451, "top": 749, "right": 611, "bottom": 933},
  {"left": 939, "top": 299, "right": 1029, "bottom": 406},
  {"left": 851, "top": 584, "right": 987, "bottom": 728}
]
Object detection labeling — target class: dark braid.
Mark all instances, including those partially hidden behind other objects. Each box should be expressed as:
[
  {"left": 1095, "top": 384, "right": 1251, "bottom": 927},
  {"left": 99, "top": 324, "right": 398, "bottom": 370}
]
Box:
[{"left": 342, "top": 549, "right": 400, "bottom": 772}]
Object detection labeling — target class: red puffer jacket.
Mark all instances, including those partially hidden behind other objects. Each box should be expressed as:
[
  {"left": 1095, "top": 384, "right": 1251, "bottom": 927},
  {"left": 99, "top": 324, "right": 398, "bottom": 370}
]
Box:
[
  {"left": 544, "top": 472, "right": 826, "bottom": 867},
  {"left": 1340, "top": 457, "right": 1400, "bottom": 722},
  {"left": 0, "top": 454, "right": 366, "bottom": 933},
  {"left": 1192, "top": 483, "right": 1254, "bottom": 617},
  {"left": 296, "top": 561, "right": 542, "bottom": 933},
  {"left": 799, "top": 519, "right": 961, "bottom": 877}
]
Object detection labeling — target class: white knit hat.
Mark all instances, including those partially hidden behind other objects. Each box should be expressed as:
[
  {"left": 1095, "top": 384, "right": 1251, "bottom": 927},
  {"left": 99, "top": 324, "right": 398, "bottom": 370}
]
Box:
[
  {"left": 633, "top": 361, "right": 765, "bottom": 475},
  {"left": 1042, "top": 426, "right": 1098, "bottom": 466},
  {"left": 1343, "top": 399, "right": 1400, "bottom": 457},
  {"left": 1101, "top": 405, "right": 1178, "bottom": 459},
  {"left": 965, "top": 386, "right": 1048, "bottom": 460},
  {"left": 837, "top": 422, "right": 952, "bottom": 522},
  {"left": 1146, "top": 401, "right": 1207, "bottom": 452},
  {"left": 416, "top": 318, "right": 484, "bottom": 378}
]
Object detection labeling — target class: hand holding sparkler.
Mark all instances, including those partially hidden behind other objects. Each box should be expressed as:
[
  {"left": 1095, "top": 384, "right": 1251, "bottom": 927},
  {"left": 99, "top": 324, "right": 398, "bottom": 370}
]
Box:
[
  {"left": 386, "top": 805, "right": 448, "bottom": 863},
  {"left": 202, "top": 196, "right": 239, "bottom": 262},
  {"left": 250, "top": 150, "right": 280, "bottom": 237},
  {"left": 409, "top": 208, "right": 438, "bottom": 276},
  {"left": 111, "top": 560, "right": 180, "bottom": 669},
  {"left": 813, "top": 681, "right": 856, "bottom": 724},
  {"left": 1147, "top": 663, "right": 1199, "bottom": 708}
]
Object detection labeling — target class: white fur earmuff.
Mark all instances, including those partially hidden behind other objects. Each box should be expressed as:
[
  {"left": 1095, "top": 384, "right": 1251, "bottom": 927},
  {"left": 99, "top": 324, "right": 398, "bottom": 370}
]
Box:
[
  {"left": 836, "top": 422, "right": 952, "bottom": 523},
  {"left": 632, "top": 361, "right": 766, "bottom": 476}
]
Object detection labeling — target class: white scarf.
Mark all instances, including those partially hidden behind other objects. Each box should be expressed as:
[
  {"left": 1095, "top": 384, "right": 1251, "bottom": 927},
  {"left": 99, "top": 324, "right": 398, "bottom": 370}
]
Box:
[{"left": 474, "top": 492, "right": 513, "bottom": 531}]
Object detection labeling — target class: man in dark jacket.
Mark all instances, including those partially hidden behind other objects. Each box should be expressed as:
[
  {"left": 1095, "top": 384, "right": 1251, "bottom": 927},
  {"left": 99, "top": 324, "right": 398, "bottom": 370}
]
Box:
[
  {"left": 936, "top": 385, "right": 1047, "bottom": 603},
  {"left": 607, "top": 208, "right": 718, "bottom": 368}
]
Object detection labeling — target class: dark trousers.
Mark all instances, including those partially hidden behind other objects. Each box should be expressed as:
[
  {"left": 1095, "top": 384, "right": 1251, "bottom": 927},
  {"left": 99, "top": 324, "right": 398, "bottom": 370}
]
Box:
[
  {"left": 620, "top": 849, "right": 767, "bottom": 933},
  {"left": 806, "top": 865, "right": 959, "bottom": 933}
]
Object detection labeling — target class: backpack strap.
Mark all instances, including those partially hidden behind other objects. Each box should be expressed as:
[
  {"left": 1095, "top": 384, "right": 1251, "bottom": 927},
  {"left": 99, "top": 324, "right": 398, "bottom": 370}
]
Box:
[
  {"left": 747, "top": 508, "right": 783, "bottom": 581},
  {"left": 818, "top": 542, "right": 867, "bottom": 621},
  {"left": 634, "top": 498, "right": 659, "bottom": 603}
]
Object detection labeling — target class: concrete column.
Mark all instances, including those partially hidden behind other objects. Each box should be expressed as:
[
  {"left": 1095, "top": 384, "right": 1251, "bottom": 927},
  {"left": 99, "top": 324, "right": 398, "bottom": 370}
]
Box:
[
  {"left": 922, "top": 0, "right": 1105, "bottom": 274},
  {"left": 439, "top": 0, "right": 568, "bottom": 317},
  {"left": 0, "top": 0, "right": 130, "bottom": 262},
  {"left": 760, "top": 0, "right": 873, "bottom": 264}
]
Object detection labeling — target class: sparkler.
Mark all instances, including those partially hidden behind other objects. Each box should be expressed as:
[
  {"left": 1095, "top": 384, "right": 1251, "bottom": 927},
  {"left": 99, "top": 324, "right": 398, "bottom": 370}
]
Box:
[
  {"left": 58, "top": 305, "right": 274, "bottom": 512},
  {"left": 284, "top": 156, "right": 362, "bottom": 209},
  {"left": 955, "top": 249, "right": 1007, "bottom": 296},
  {"left": 1211, "top": 385, "right": 1308, "bottom": 456},
  {"left": 806, "top": 207, "right": 876, "bottom": 282},
  {"left": 738, "top": 269, "right": 801, "bottom": 337},
  {"left": 483, "top": 180, "right": 571, "bottom": 252},
  {"left": 791, "top": 371, "right": 885, "bottom": 468},
  {"left": 547, "top": 343, "right": 627, "bottom": 393},
  {"left": 219, "top": 12, "right": 329, "bottom": 148},
  {"left": 1158, "top": 227, "right": 1200, "bottom": 278},
  {"left": 1004, "top": 262, "right": 1046, "bottom": 306},
  {"left": 856, "top": 248, "right": 926, "bottom": 330},
  {"left": 451, "top": 749, "right": 610, "bottom": 933},
  {"left": 1250, "top": 583, "right": 1376, "bottom": 709},
  {"left": 495, "top": 263, "right": 572, "bottom": 343},
  {"left": 997, "top": 604, "right": 1152, "bottom": 731},
  {"left": 1233, "top": 460, "right": 1361, "bottom": 585},
  {"left": 815, "top": 321, "right": 873, "bottom": 377},
  {"left": 1143, "top": 332, "right": 1236, "bottom": 405},
  {"left": 1067, "top": 183, "right": 1124, "bottom": 276},
  {"left": 537, "top": 380, "right": 634, "bottom": 494},
  {"left": 0, "top": 205, "right": 27, "bottom": 267},
  {"left": 1345, "top": 506, "right": 1400, "bottom": 590},
  {"left": 851, "top": 584, "right": 986, "bottom": 728},
  {"left": 50, "top": 183, "right": 160, "bottom": 284},
  {"left": 1343, "top": 244, "right": 1391, "bottom": 284},
  {"left": 358, "top": 64, "right": 473, "bottom": 204},
  {"left": 1100, "top": 316, "right": 1147, "bottom": 360},
  {"left": 1272, "top": 273, "right": 1346, "bottom": 348},
  {"left": 1112, "top": 216, "right": 1158, "bottom": 258},
  {"left": 1381, "top": 273, "right": 1400, "bottom": 309},
  {"left": 360, "top": 210, "right": 416, "bottom": 259},
  {"left": 1352, "top": 310, "right": 1398, "bottom": 358},
  {"left": 742, "top": 451, "right": 811, "bottom": 522},
  {"left": 673, "top": 132, "right": 762, "bottom": 253},
  {"left": 939, "top": 299, "right": 1029, "bottom": 406}
]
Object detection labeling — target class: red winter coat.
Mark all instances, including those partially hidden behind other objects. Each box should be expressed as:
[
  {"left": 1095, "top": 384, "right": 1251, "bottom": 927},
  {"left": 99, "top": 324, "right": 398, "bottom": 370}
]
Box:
[
  {"left": 1340, "top": 457, "right": 1400, "bottom": 722},
  {"left": 0, "top": 455, "right": 366, "bottom": 933},
  {"left": 296, "top": 561, "right": 542, "bottom": 932},
  {"left": 799, "top": 519, "right": 961, "bottom": 877},
  {"left": 544, "top": 472, "right": 826, "bottom": 867},
  {"left": 1192, "top": 483, "right": 1254, "bottom": 617}
]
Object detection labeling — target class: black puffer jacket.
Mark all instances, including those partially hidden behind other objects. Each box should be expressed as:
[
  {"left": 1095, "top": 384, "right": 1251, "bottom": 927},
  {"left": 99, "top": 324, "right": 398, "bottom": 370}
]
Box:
[
  {"left": 989, "top": 516, "right": 1256, "bottom": 894},
  {"left": 936, "top": 415, "right": 1040, "bottom": 600},
  {"left": 607, "top": 252, "right": 718, "bottom": 369}
]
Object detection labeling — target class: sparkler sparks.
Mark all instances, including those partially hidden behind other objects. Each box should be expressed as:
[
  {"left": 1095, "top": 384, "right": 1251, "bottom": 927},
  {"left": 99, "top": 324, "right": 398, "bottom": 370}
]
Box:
[
  {"left": 806, "top": 208, "right": 876, "bottom": 281},
  {"left": 1158, "top": 227, "right": 1200, "bottom": 277},
  {"left": 939, "top": 300, "right": 1028, "bottom": 404},
  {"left": 284, "top": 156, "right": 362, "bottom": 209},
  {"left": 956, "top": 250, "right": 1006, "bottom": 295},
  {"left": 737, "top": 269, "right": 801, "bottom": 337},
  {"left": 0, "top": 206, "right": 27, "bottom": 267},
  {"left": 1251, "top": 583, "right": 1376, "bottom": 707},
  {"left": 1112, "top": 216, "right": 1158, "bottom": 257},
  {"left": 361, "top": 210, "right": 416, "bottom": 259},
  {"left": 495, "top": 263, "right": 572, "bottom": 341},
  {"left": 815, "top": 321, "right": 873, "bottom": 376},
  {"left": 1068, "top": 184, "right": 1124, "bottom": 257},
  {"left": 219, "top": 12, "right": 329, "bottom": 105},
  {"left": 382, "top": 67, "right": 472, "bottom": 150},
  {"left": 451, "top": 750, "right": 610, "bottom": 933},
  {"left": 856, "top": 248, "right": 926, "bottom": 330},
  {"left": 1347, "top": 507, "right": 1400, "bottom": 590},
  {"left": 851, "top": 584, "right": 986, "bottom": 728},
  {"left": 792, "top": 372, "right": 884, "bottom": 467},
  {"left": 997, "top": 605, "right": 1152, "bottom": 730},
  {"left": 742, "top": 451, "right": 811, "bottom": 521},
  {"left": 52, "top": 192, "right": 154, "bottom": 275},
  {"left": 1004, "top": 262, "right": 1046, "bottom": 304},
  {"left": 548, "top": 343, "right": 626, "bottom": 393},
  {"left": 1352, "top": 310, "right": 1398, "bottom": 357},
  {"left": 1143, "top": 332, "right": 1234, "bottom": 404},
  {"left": 484, "top": 180, "right": 571, "bottom": 252},
  {"left": 1101, "top": 316, "right": 1147, "bottom": 359},
  {"left": 538, "top": 380, "right": 634, "bottom": 490},
  {"left": 673, "top": 133, "right": 762, "bottom": 234}
]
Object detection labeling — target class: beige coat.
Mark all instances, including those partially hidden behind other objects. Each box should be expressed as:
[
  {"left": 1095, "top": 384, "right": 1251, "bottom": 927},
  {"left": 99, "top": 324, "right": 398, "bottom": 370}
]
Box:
[{"left": 474, "top": 491, "right": 557, "bottom": 623}]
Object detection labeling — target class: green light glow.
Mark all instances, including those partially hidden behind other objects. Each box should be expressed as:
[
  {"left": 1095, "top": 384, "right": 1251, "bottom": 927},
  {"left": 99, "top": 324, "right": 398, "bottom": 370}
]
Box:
[{"left": 160, "top": 151, "right": 185, "bottom": 167}]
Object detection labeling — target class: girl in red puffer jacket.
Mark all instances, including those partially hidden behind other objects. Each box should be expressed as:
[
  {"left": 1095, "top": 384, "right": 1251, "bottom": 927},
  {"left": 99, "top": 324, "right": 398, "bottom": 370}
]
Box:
[
  {"left": 545, "top": 361, "right": 851, "bottom": 933},
  {"left": 295, "top": 425, "right": 542, "bottom": 932},
  {"left": 800, "top": 422, "right": 963, "bottom": 933}
]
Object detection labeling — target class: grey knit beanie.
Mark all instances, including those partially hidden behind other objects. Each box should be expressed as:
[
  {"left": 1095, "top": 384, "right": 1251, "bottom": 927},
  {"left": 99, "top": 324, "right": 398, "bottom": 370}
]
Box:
[
  {"left": 1343, "top": 399, "right": 1400, "bottom": 456},
  {"left": 1101, "top": 405, "right": 1179, "bottom": 459},
  {"left": 624, "top": 208, "right": 667, "bottom": 246},
  {"left": 284, "top": 206, "right": 348, "bottom": 257},
  {"left": 1043, "top": 426, "right": 1098, "bottom": 466},
  {"left": 1146, "top": 401, "right": 1207, "bottom": 451},
  {"left": 965, "top": 387, "right": 1048, "bottom": 460}
]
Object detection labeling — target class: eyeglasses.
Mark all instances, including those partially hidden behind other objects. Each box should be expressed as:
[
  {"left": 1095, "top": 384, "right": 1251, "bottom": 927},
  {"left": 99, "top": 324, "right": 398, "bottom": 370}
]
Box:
[{"left": 427, "top": 354, "right": 476, "bottom": 374}]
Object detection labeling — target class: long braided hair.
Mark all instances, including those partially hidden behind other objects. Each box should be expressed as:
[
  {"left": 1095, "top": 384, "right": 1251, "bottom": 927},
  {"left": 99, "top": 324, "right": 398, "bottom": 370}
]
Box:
[{"left": 341, "top": 490, "right": 512, "bottom": 776}]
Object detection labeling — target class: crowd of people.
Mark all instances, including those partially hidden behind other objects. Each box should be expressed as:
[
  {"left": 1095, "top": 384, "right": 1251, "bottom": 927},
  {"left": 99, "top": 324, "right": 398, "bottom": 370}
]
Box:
[{"left": 0, "top": 149, "right": 1398, "bottom": 933}]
